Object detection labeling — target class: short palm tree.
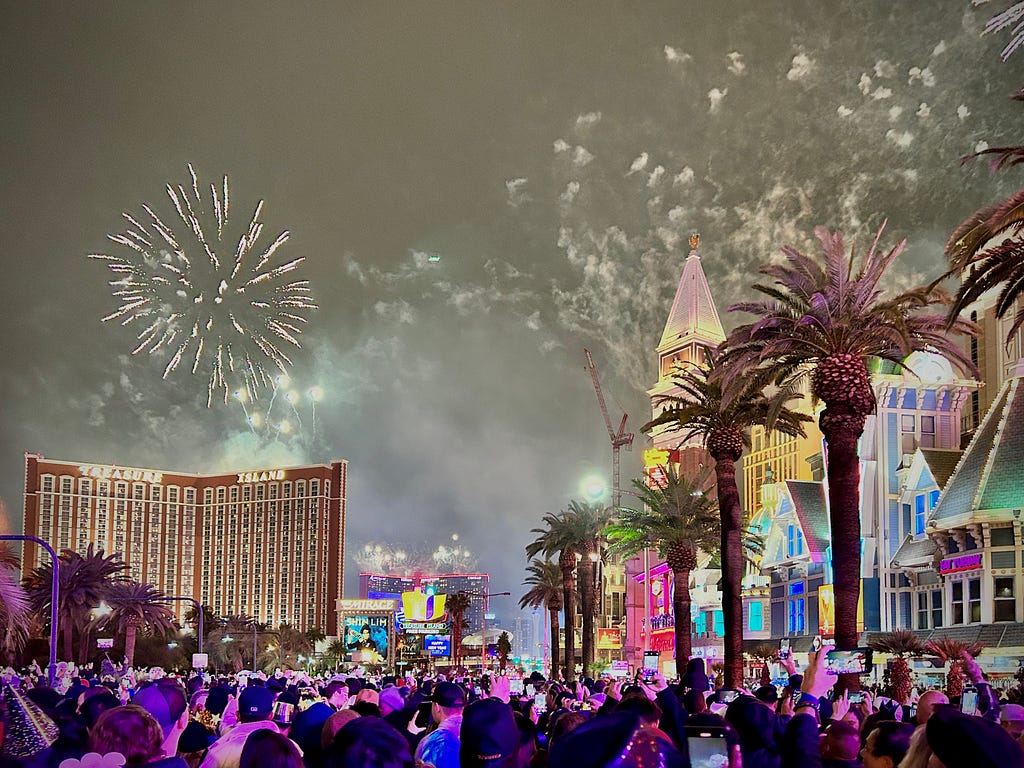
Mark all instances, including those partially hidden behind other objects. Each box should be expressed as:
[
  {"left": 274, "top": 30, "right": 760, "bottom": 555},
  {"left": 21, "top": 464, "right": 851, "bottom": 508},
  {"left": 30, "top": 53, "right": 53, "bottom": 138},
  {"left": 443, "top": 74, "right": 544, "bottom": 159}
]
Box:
[
  {"left": 643, "top": 346, "right": 811, "bottom": 687},
  {"left": 723, "top": 224, "right": 976, "bottom": 657},
  {"left": 0, "top": 566, "right": 30, "bottom": 658},
  {"left": 325, "top": 638, "right": 346, "bottom": 669},
  {"left": 102, "top": 582, "right": 177, "bottom": 667},
  {"left": 209, "top": 614, "right": 255, "bottom": 672},
  {"left": 24, "top": 545, "right": 128, "bottom": 663},
  {"left": 497, "top": 631, "right": 512, "bottom": 671},
  {"left": 945, "top": 93, "right": 1024, "bottom": 344},
  {"left": 527, "top": 501, "right": 613, "bottom": 680},
  {"left": 305, "top": 625, "right": 327, "bottom": 648},
  {"left": 604, "top": 466, "right": 720, "bottom": 662},
  {"left": 870, "top": 629, "right": 925, "bottom": 704},
  {"left": 520, "top": 558, "right": 563, "bottom": 679},
  {"left": 925, "top": 637, "right": 984, "bottom": 699},
  {"left": 447, "top": 591, "right": 472, "bottom": 667}
]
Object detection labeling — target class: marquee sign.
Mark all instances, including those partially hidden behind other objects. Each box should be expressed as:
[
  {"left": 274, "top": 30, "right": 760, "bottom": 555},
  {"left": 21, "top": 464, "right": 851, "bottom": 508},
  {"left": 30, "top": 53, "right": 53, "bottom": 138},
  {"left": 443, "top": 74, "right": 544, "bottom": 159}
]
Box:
[
  {"left": 337, "top": 599, "right": 398, "bottom": 613},
  {"left": 78, "top": 465, "right": 164, "bottom": 484},
  {"left": 237, "top": 469, "right": 287, "bottom": 483},
  {"left": 939, "top": 554, "right": 982, "bottom": 574}
]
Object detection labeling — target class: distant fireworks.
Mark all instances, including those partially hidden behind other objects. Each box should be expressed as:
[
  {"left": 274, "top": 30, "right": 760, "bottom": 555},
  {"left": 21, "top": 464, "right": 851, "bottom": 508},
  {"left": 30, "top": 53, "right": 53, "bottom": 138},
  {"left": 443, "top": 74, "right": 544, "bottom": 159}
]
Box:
[
  {"left": 232, "top": 375, "right": 323, "bottom": 442},
  {"left": 354, "top": 536, "right": 478, "bottom": 576},
  {"left": 90, "top": 164, "right": 317, "bottom": 406}
]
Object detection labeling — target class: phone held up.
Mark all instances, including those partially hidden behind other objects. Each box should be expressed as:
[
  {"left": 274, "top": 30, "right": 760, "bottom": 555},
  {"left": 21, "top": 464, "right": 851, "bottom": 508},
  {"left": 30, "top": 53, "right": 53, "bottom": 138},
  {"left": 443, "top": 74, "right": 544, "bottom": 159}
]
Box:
[
  {"left": 686, "top": 725, "right": 730, "bottom": 768},
  {"left": 822, "top": 647, "right": 874, "bottom": 675}
]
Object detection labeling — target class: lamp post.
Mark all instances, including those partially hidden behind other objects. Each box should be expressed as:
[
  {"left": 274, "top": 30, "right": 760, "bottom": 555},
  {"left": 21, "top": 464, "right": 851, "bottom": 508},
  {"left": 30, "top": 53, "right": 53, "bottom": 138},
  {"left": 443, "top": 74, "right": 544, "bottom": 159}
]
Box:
[{"left": 1, "top": 535, "right": 59, "bottom": 687}]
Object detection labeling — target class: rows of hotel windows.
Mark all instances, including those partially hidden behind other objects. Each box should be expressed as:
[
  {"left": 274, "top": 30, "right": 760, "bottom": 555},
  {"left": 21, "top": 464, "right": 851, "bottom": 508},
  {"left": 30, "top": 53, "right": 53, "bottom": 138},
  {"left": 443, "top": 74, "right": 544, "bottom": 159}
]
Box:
[{"left": 37, "top": 474, "right": 331, "bottom": 629}]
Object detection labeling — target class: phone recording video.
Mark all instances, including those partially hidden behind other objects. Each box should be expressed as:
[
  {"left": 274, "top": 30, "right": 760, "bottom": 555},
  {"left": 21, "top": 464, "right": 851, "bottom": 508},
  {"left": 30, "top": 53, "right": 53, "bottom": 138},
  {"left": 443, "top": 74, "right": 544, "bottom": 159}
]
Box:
[
  {"left": 686, "top": 726, "right": 730, "bottom": 768},
  {"left": 642, "top": 651, "right": 659, "bottom": 682},
  {"left": 960, "top": 687, "right": 979, "bottom": 716},
  {"left": 823, "top": 648, "right": 873, "bottom": 675},
  {"left": 533, "top": 692, "right": 546, "bottom": 713},
  {"left": 847, "top": 691, "right": 866, "bottom": 705},
  {"left": 510, "top": 679, "right": 524, "bottom": 695},
  {"left": 718, "top": 688, "right": 741, "bottom": 704},
  {"left": 778, "top": 638, "right": 791, "bottom": 660}
]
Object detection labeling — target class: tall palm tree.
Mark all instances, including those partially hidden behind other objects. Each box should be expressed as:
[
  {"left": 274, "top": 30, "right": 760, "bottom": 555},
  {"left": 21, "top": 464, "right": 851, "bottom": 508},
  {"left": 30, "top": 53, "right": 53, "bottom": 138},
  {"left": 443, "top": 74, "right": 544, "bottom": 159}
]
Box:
[
  {"left": 643, "top": 346, "right": 811, "bottom": 687},
  {"left": 520, "top": 558, "right": 563, "bottom": 678},
  {"left": 305, "top": 625, "right": 327, "bottom": 648},
  {"left": 722, "top": 224, "right": 976, "bottom": 661},
  {"left": 24, "top": 545, "right": 128, "bottom": 663},
  {"left": 870, "top": 629, "right": 925, "bottom": 704},
  {"left": 945, "top": 92, "right": 1024, "bottom": 343},
  {"left": 102, "top": 582, "right": 177, "bottom": 667},
  {"left": 604, "top": 466, "right": 720, "bottom": 662},
  {"left": 447, "top": 591, "right": 472, "bottom": 667},
  {"left": 208, "top": 614, "right": 255, "bottom": 672},
  {"left": 0, "top": 566, "right": 31, "bottom": 658},
  {"left": 527, "top": 501, "right": 612, "bottom": 680},
  {"left": 325, "top": 638, "right": 346, "bottom": 669}
]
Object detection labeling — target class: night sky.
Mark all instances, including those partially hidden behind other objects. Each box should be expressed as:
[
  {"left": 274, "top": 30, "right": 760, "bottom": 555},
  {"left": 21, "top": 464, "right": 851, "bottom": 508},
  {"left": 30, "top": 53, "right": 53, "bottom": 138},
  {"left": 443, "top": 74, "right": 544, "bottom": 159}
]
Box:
[{"left": 1, "top": 2, "right": 1020, "bottom": 618}]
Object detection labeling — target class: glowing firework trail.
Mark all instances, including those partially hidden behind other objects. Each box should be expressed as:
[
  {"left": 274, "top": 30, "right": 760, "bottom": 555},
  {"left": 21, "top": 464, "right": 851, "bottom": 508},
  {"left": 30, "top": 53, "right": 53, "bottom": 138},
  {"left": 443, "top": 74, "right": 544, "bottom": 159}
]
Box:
[
  {"left": 89, "top": 164, "right": 317, "bottom": 405},
  {"left": 232, "top": 379, "right": 321, "bottom": 442}
]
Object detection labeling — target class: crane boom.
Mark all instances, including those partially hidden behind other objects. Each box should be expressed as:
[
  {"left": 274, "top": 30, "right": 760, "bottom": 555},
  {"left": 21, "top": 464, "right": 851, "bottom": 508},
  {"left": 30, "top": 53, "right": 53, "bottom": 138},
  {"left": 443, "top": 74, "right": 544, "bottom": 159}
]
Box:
[{"left": 583, "top": 349, "right": 634, "bottom": 507}]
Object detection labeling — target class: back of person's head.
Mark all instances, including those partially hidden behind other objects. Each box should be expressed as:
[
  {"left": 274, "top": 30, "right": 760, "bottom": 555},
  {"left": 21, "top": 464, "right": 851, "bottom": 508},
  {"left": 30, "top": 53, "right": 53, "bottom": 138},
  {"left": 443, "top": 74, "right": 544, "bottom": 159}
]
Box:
[
  {"left": 865, "top": 720, "right": 915, "bottom": 766},
  {"left": 79, "top": 689, "right": 121, "bottom": 729},
  {"left": 915, "top": 690, "right": 948, "bottom": 724},
  {"left": 548, "top": 711, "right": 590, "bottom": 747},
  {"left": 860, "top": 710, "right": 897, "bottom": 748},
  {"left": 325, "top": 715, "right": 413, "bottom": 768},
  {"left": 821, "top": 720, "right": 860, "bottom": 763},
  {"left": 925, "top": 705, "right": 1024, "bottom": 768},
  {"left": 239, "top": 728, "right": 303, "bottom": 768},
  {"left": 614, "top": 693, "right": 662, "bottom": 726},
  {"left": 682, "top": 688, "right": 707, "bottom": 714},
  {"left": 322, "top": 710, "right": 362, "bottom": 749},
  {"left": 351, "top": 700, "right": 382, "bottom": 718},
  {"left": 89, "top": 705, "right": 164, "bottom": 767},
  {"left": 898, "top": 725, "right": 932, "bottom": 768},
  {"left": 132, "top": 679, "right": 189, "bottom": 739}
]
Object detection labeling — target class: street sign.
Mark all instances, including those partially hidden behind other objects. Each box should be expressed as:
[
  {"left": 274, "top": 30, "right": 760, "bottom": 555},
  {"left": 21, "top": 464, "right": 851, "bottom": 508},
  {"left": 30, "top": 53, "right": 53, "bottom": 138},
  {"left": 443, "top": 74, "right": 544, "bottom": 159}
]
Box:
[
  {"left": 192, "top": 653, "right": 209, "bottom": 669},
  {"left": 96, "top": 638, "right": 114, "bottom": 650}
]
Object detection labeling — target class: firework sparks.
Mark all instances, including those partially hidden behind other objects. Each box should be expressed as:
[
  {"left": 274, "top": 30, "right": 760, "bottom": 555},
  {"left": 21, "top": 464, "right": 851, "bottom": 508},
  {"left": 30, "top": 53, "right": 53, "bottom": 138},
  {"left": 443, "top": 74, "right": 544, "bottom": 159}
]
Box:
[{"left": 90, "top": 165, "right": 317, "bottom": 406}]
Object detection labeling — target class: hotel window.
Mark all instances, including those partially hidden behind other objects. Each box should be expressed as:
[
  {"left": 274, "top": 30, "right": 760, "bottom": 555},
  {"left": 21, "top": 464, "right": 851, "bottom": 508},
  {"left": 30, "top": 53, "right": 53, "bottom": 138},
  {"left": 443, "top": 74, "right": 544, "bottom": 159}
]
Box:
[
  {"left": 914, "top": 495, "right": 927, "bottom": 536},
  {"left": 787, "top": 597, "right": 806, "bottom": 634},
  {"left": 931, "top": 590, "right": 942, "bottom": 628},
  {"left": 968, "top": 578, "right": 981, "bottom": 623},
  {"left": 920, "top": 416, "right": 935, "bottom": 448},
  {"left": 748, "top": 602, "right": 763, "bottom": 632},
  {"left": 994, "top": 577, "right": 1016, "bottom": 622},
  {"left": 901, "top": 414, "right": 916, "bottom": 453},
  {"left": 917, "top": 592, "right": 929, "bottom": 629},
  {"left": 952, "top": 582, "right": 964, "bottom": 624}
]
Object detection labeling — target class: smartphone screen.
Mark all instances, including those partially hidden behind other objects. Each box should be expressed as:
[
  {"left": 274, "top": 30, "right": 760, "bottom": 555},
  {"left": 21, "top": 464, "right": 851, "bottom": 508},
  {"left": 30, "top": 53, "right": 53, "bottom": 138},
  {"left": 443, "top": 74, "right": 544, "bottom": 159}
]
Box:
[
  {"left": 687, "top": 732, "right": 729, "bottom": 768},
  {"left": 823, "top": 648, "right": 873, "bottom": 675},
  {"left": 718, "top": 689, "right": 741, "bottom": 703},
  {"left": 510, "top": 679, "right": 524, "bottom": 695},
  {"left": 779, "top": 638, "right": 791, "bottom": 660},
  {"left": 960, "top": 688, "right": 978, "bottom": 716},
  {"left": 533, "top": 692, "right": 546, "bottom": 713},
  {"left": 642, "top": 651, "right": 659, "bottom": 680},
  {"left": 847, "top": 691, "right": 865, "bottom": 704}
]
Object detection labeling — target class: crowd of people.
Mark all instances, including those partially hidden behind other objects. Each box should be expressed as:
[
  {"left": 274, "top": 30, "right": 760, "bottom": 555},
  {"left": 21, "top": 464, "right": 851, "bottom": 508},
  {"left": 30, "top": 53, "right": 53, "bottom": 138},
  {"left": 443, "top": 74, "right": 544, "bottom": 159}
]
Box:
[{"left": 1, "top": 648, "right": 1022, "bottom": 768}]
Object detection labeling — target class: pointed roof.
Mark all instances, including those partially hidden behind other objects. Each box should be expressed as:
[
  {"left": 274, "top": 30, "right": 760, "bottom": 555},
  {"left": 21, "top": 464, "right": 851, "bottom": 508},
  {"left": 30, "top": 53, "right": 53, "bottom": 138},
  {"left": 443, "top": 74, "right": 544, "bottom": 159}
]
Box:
[
  {"left": 919, "top": 449, "right": 962, "bottom": 491},
  {"left": 787, "top": 480, "right": 830, "bottom": 560},
  {"left": 657, "top": 236, "right": 725, "bottom": 353},
  {"left": 891, "top": 535, "right": 938, "bottom": 569},
  {"left": 930, "top": 361, "right": 1024, "bottom": 526}
]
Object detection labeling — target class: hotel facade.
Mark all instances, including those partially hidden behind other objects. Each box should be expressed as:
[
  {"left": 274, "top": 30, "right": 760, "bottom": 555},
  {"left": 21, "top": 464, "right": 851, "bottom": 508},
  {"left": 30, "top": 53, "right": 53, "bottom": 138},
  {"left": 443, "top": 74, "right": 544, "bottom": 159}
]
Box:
[{"left": 22, "top": 454, "right": 347, "bottom": 634}]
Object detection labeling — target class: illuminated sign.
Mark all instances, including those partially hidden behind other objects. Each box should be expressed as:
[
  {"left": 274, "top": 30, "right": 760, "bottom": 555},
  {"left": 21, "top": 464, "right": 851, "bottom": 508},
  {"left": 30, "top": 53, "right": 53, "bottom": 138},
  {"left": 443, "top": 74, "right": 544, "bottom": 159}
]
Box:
[
  {"left": 78, "top": 465, "right": 163, "bottom": 484},
  {"left": 403, "top": 622, "right": 449, "bottom": 635},
  {"left": 237, "top": 469, "right": 286, "bottom": 483},
  {"left": 642, "top": 448, "right": 680, "bottom": 489},
  {"left": 597, "top": 628, "right": 622, "bottom": 650},
  {"left": 424, "top": 635, "right": 451, "bottom": 657},
  {"left": 401, "top": 587, "right": 447, "bottom": 622},
  {"left": 337, "top": 599, "right": 398, "bottom": 613},
  {"left": 818, "top": 583, "right": 865, "bottom": 634},
  {"left": 940, "top": 554, "right": 982, "bottom": 574}
]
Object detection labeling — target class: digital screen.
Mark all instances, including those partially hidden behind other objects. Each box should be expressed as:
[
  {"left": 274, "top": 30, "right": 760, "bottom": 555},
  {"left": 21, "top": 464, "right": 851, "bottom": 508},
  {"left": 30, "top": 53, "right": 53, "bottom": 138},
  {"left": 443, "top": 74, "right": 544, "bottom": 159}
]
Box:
[
  {"left": 423, "top": 634, "right": 451, "bottom": 657},
  {"left": 643, "top": 651, "right": 659, "bottom": 671},
  {"left": 342, "top": 614, "right": 389, "bottom": 663},
  {"left": 687, "top": 737, "right": 729, "bottom": 768},
  {"left": 823, "top": 648, "right": 872, "bottom": 675}
]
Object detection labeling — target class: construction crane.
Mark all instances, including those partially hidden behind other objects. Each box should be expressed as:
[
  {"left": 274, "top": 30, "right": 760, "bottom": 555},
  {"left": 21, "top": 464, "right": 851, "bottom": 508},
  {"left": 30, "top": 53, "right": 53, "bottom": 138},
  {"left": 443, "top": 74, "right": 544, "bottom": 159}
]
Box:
[{"left": 584, "top": 349, "right": 634, "bottom": 508}]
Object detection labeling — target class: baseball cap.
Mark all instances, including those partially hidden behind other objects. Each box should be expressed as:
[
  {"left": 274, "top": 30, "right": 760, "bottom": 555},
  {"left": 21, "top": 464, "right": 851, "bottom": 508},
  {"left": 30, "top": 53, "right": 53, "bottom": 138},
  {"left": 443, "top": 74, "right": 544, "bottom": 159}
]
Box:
[
  {"left": 132, "top": 681, "right": 188, "bottom": 738},
  {"left": 460, "top": 698, "right": 519, "bottom": 767},
  {"left": 432, "top": 682, "right": 466, "bottom": 709},
  {"left": 238, "top": 685, "right": 276, "bottom": 720}
]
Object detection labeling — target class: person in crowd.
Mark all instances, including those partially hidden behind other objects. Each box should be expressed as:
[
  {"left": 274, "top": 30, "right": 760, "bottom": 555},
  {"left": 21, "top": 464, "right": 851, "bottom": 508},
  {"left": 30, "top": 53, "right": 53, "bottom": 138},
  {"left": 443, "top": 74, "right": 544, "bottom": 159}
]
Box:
[
  {"left": 324, "top": 681, "right": 350, "bottom": 712},
  {"left": 820, "top": 720, "right": 860, "bottom": 768},
  {"left": 199, "top": 686, "right": 279, "bottom": 768},
  {"left": 914, "top": 690, "right": 948, "bottom": 725},
  {"left": 895, "top": 725, "right": 931, "bottom": 768},
  {"left": 133, "top": 680, "right": 191, "bottom": 760},
  {"left": 1001, "top": 702, "right": 1024, "bottom": 739},
  {"left": 238, "top": 729, "right": 303, "bottom": 768},
  {"left": 88, "top": 704, "right": 189, "bottom": 767},
  {"left": 324, "top": 716, "right": 413, "bottom": 768},
  {"left": 414, "top": 682, "right": 466, "bottom": 768},
  {"left": 924, "top": 704, "right": 1023, "bottom": 768},
  {"left": 859, "top": 720, "right": 915, "bottom": 768},
  {"left": 460, "top": 698, "right": 521, "bottom": 768}
]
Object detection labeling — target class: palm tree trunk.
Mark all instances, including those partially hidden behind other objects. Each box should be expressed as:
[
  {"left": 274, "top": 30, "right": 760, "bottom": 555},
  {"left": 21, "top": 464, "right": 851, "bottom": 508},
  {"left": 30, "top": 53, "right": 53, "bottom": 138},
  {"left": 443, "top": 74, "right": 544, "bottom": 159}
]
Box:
[
  {"left": 559, "top": 557, "right": 577, "bottom": 682},
  {"left": 124, "top": 623, "right": 137, "bottom": 668},
  {"left": 578, "top": 554, "right": 597, "bottom": 676},
  {"left": 62, "top": 621, "right": 73, "bottom": 664},
  {"left": 671, "top": 566, "right": 693, "bottom": 662},
  {"left": 549, "top": 607, "right": 561, "bottom": 679},
  {"left": 452, "top": 615, "right": 463, "bottom": 667},
  {"left": 713, "top": 451, "right": 745, "bottom": 688},
  {"left": 77, "top": 623, "right": 92, "bottom": 665},
  {"left": 821, "top": 410, "right": 866, "bottom": 690}
]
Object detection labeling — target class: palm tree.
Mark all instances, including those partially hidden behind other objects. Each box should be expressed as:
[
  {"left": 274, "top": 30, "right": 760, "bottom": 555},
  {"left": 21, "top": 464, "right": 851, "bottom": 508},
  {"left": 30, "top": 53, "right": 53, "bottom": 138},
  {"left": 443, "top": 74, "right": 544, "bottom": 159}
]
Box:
[
  {"left": 100, "top": 582, "right": 177, "bottom": 667},
  {"left": 497, "top": 631, "right": 512, "bottom": 671},
  {"left": 208, "top": 614, "right": 255, "bottom": 672},
  {"left": 870, "top": 629, "right": 925, "bottom": 704},
  {"left": 520, "top": 558, "right": 563, "bottom": 679},
  {"left": 447, "top": 591, "right": 472, "bottom": 667},
  {"left": 604, "top": 466, "right": 720, "bottom": 662},
  {"left": 0, "top": 566, "right": 31, "bottom": 658},
  {"left": 184, "top": 603, "right": 218, "bottom": 646},
  {"left": 305, "top": 625, "right": 326, "bottom": 649},
  {"left": 722, "top": 224, "right": 976, "bottom": 659},
  {"left": 0, "top": 542, "right": 20, "bottom": 570},
  {"left": 945, "top": 92, "right": 1024, "bottom": 344},
  {"left": 527, "top": 501, "right": 612, "bottom": 680},
  {"left": 325, "top": 638, "right": 346, "bottom": 669},
  {"left": 643, "top": 346, "right": 811, "bottom": 688},
  {"left": 925, "top": 637, "right": 984, "bottom": 699},
  {"left": 24, "top": 545, "right": 128, "bottom": 663}
]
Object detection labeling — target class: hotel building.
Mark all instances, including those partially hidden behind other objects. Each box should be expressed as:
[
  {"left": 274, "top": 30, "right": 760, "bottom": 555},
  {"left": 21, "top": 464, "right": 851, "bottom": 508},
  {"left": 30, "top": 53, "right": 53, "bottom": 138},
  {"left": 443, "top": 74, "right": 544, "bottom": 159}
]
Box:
[
  {"left": 359, "top": 572, "right": 490, "bottom": 634},
  {"left": 22, "top": 454, "right": 347, "bottom": 634}
]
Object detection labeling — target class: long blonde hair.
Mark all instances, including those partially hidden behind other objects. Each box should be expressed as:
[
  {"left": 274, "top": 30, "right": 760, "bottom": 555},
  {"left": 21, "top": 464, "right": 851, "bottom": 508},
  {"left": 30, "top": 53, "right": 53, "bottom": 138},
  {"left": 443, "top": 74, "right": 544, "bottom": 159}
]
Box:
[{"left": 897, "top": 725, "right": 931, "bottom": 768}]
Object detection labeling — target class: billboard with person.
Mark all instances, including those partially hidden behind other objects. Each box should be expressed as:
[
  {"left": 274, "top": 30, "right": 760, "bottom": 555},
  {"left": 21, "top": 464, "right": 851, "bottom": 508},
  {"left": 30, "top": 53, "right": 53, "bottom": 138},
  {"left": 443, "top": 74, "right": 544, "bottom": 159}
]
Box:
[{"left": 337, "top": 598, "right": 397, "bottom": 667}]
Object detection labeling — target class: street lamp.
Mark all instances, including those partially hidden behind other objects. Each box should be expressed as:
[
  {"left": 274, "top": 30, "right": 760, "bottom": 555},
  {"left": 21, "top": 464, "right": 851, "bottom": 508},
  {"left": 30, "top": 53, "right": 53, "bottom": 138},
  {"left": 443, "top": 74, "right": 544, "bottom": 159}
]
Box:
[{"left": 0, "top": 535, "right": 59, "bottom": 687}]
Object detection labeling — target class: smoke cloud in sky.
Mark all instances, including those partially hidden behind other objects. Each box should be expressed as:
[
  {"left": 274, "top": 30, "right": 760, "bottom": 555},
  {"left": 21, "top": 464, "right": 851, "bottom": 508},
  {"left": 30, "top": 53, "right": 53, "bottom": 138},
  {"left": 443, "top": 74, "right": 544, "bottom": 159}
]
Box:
[{"left": 0, "top": 2, "right": 1019, "bottom": 618}]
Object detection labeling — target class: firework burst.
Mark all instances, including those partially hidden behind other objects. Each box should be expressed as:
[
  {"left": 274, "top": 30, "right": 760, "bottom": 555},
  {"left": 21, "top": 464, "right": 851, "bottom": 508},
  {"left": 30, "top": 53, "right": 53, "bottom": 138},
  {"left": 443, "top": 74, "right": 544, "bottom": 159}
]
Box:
[{"left": 90, "top": 164, "right": 317, "bottom": 405}]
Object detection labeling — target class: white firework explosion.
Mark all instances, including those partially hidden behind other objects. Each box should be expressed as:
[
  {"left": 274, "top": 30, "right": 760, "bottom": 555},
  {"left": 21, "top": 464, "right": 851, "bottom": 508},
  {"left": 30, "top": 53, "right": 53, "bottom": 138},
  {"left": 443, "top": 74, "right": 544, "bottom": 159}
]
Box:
[{"left": 90, "top": 164, "right": 317, "bottom": 406}]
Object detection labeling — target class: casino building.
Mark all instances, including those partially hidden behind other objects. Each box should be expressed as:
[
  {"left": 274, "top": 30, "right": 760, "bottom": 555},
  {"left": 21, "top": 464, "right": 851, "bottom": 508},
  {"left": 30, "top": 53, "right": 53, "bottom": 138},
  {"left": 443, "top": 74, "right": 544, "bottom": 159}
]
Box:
[
  {"left": 21, "top": 454, "right": 347, "bottom": 634},
  {"left": 358, "top": 572, "right": 491, "bottom": 634}
]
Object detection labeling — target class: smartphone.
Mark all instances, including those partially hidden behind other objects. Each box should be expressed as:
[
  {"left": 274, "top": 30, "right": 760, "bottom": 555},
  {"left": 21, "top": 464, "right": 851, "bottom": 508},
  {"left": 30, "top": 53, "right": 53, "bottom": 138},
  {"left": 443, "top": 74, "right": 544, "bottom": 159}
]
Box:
[
  {"left": 811, "top": 635, "right": 822, "bottom": 652},
  {"left": 718, "top": 688, "right": 741, "bottom": 704},
  {"left": 642, "top": 651, "right": 659, "bottom": 682},
  {"left": 686, "top": 726, "right": 730, "bottom": 768},
  {"left": 415, "top": 702, "right": 432, "bottom": 729},
  {"left": 823, "top": 648, "right": 873, "bottom": 675},
  {"left": 509, "top": 679, "right": 524, "bottom": 695},
  {"left": 847, "top": 691, "right": 865, "bottom": 704},
  {"left": 779, "top": 638, "right": 791, "bottom": 660},
  {"left": 533, "top": 692, "right": 546, "bottom": 713},
  {"left": 960, "top": 687, "right": 978, "bottom": 716},
  {"left": 272, "top": 701, "right": 295, "bottom": 725}
]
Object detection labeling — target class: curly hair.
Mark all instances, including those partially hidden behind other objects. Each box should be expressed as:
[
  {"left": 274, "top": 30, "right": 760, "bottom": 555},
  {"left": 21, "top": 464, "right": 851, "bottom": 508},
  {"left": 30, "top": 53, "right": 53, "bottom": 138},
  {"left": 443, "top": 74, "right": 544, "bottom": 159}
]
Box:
[{"left": 89, "top": 705, "right": 164, "bottom": 766}]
